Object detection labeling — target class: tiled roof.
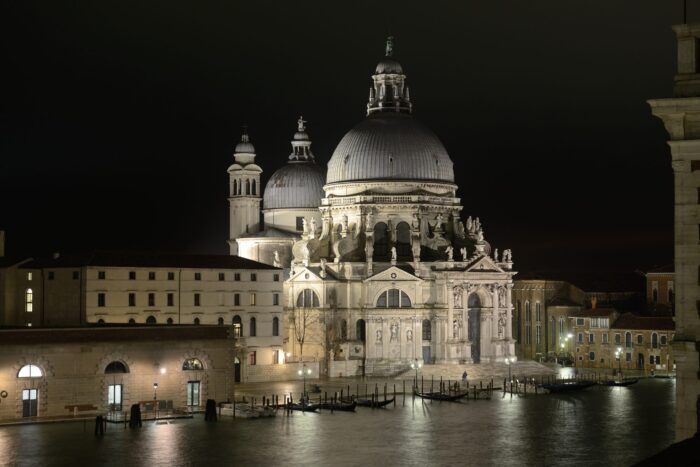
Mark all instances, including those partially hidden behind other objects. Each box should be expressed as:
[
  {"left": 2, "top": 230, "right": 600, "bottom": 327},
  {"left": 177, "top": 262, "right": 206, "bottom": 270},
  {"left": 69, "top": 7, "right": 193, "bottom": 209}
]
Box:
[
  {"left": 570, "top": 307, "right": 618, "bottom": 318},
  {"left": 19, "top": 252, "right": 280, "bottom": 270},
  {"left": 612, "top": 313, "right": 675, "bottom": 331},
  {"left": 645, "top": 264, "right": 674, "bottom": 274},
  {"left": 516, "top": 270, "right": 644, "bottom": 293}
]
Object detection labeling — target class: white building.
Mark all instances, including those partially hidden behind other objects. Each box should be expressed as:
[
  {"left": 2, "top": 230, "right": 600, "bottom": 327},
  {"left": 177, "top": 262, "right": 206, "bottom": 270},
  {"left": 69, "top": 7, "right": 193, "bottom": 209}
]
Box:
[{"left": 230, "top": 38, "right": 517, "bottom": 376}]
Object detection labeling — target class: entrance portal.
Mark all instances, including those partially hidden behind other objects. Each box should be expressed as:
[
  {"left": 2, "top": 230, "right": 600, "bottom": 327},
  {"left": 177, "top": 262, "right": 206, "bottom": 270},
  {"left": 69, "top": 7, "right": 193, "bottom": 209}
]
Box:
[
  {"left": 22, "top": 389, "right": 37, "bottom": 417},
  {"left": 468, "top": 293, "right": 481, "bottom": 363},
  {"left": 187, "top": 381, "right": 201, "bottom": 407}
]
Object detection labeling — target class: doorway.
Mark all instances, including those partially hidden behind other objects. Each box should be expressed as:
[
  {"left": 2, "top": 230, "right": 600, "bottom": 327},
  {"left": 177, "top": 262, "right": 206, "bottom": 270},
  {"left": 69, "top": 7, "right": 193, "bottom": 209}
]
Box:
[
  {"left": 22, "top": 389, "right": 37, "bottom": 417},
  {"left": 187, "top": 381, "right": 200, "bottom": 407},
  {"left": 108, "top": 384, "right": 123, "bottom": 411},
  {"left": 637, "top": 353, "right": 645, "bottom": 370}
]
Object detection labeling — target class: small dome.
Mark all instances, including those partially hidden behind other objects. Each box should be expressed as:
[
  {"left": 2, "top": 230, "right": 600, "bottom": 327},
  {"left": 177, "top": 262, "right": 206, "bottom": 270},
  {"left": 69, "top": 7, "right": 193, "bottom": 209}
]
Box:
[
  {"left": 375, "top": 58, "right": 403, "bottom": 75},
  {"left": 235, "top": 141, "right": 255, "bottom": 154},
  {"left": 263, "top": 162, "right": 326, "bottom": 209},
  {"left": 326, "top": 112, "right": 454, "bottom": 184}
]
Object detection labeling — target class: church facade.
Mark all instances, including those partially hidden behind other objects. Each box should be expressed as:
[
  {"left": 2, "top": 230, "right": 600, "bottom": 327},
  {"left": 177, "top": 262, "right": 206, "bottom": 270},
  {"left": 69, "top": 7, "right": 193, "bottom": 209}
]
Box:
[{"left": 229, "top": 39, "right": 516, "bottom": 376}]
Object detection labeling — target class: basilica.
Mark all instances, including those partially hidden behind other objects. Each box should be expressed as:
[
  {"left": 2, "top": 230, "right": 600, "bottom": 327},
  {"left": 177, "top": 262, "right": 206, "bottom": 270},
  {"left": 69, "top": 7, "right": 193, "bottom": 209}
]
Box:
[{"left": 227, "top": 39, "right": 516, "bottom": 376}]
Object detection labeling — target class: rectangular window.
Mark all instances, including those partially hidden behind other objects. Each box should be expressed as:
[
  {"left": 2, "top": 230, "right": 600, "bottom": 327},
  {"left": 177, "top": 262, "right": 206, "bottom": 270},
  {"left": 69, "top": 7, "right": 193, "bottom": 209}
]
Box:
[
  {"left": 251, "top": 273, "right": 257, "bottom": 282},
  {"left": 186, "top": 381, "right": 201, "bottom": 407},
  {"left": 589, "top": 351, "right": 595, "bottom": 361},
  {"left": 98, "top": 293, "right": 106, "bottom": 307},
  {"left": 273, "top": 273, "right": 280, "bottom": 282},
  {"left": 273, "top": 293, "right": 280, "bottom": 306},
  {"left": 72, "top": 271, "right": 79, "bottom": 280},
  {"left": 296, "top": 216, "right": 304, "bottom": 231},
  {"left": 129, "top": 293, "right": 135, "bottom": 307},
  {"left": 98, "top": 271, "right": 106, "bottom": 280},
  {"left": 615, "top": 333, "right": 621, "bottom": 345},
  {"left": 25, "top": 289, "right": 33, "bottom": 312},
  {"left": 692, "top": 160, "right": 700, "bottom": 171},
  {"left": 656, "top": 355, "right": 661, "bottom": 365},
  {"left": 129, "top": 271, "right": 136, "bottom": 280},
  {"left": 536, "top": 325, "right": 541, "bottom": 345},
  {"left": 234, "top": 273, "right": 241, "bottom": 281},
  {"left": 588, "top": 333, "right": 594, "bottom": 343},
  {"left": 535, "top": 303, "right": 541, "bottom": 322},
  {"left": 273, "top": 350, "right": 280, "bottom": 365},
  {"left": 108, "top": 384, "right": 123, "bottom": 411},
  {"left": 148, "top": 293, "right": 155, "bottom": 307},
  {"left": 525, "top": 324, "right": 531, "bottom": 345},
  {"left": 27, "top": 272, "right": 33, "bottom": 281},
  {"left": 234, "top": 293, "right": 240, "bottom": 306},
  {"left": 577, "top": 333, "right": 583, "bottom": 344},
  {"left": 250, "top": 293, "right": 256, "bottom": 306},
  {"left": 626, "top": 352, "right": 631, "bottom": 362},
  {"left": 168, "top": 272, "right": 175, "bottom": 280},
  {"left": 194, "top": 293, "right": 201, "bottom": 306},
  {"left": 218, "top": 272, "right": 225, "bottom": 281},
  {"left": 248, "top": 351, "right": 257, "bottom": 366},
  {"left": 148, "top": 272, "right": 155, "bottom": 280},
  {"left": 167, "top": 293, "right": 174, "bottom": 307},
  {"left": 559, "top": 318, "right": 565, "bottom": 334},
  {"left": 576, "top": 318, "right": 584, "bottom": 326},
  {"left": 603, "top": 333, "right": 609, "bottom": 344},
  {"left": 48, "top": 271, "right": 54, "bottom": 280},
  {"left": 194, "top": 272, "right": 201, "bottom": 281}
]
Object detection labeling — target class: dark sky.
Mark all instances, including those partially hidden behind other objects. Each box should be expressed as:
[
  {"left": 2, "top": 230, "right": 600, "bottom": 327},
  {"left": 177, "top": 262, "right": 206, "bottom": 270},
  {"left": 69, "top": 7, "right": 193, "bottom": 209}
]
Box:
[{"left": 0, "top": 1, "right": 687, "bottom": 273}]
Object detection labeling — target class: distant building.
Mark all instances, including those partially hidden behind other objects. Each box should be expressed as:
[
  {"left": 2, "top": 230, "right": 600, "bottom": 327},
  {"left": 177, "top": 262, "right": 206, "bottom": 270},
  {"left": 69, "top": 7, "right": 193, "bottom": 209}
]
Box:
[
  {"left": 644, "top": 265, "right": 674, "bottom": 315},
  {"left": 648, "top": 22, "right": 700, "bottom": 440},
  {"left": 570, "top": 309, "right": 674, "bottom": 373}
]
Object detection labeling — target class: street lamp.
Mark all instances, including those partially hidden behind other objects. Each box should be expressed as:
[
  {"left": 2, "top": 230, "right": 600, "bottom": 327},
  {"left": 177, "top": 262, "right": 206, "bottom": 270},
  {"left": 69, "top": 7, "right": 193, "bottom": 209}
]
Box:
[
  {"left": 410, "top": 358, "right": 422, "bottom": 389},
  {"left": 615, "top": 346, "right": 622, "bottom": 378},
  {"left": 297, "top": 364, "right": 312, "bottom": 401},
  {"left": 153, "top": 383, "right": 159, "bottom": 419},
  {"left": 505, "top": 357, "right": 514, "bottom": 382}
]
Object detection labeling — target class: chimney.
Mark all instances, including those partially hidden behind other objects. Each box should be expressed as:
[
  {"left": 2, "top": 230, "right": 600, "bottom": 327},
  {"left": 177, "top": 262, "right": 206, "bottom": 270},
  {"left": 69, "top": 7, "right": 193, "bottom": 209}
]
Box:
[{"left": 591, "top": 295, "right": 598, "bottom": 309}]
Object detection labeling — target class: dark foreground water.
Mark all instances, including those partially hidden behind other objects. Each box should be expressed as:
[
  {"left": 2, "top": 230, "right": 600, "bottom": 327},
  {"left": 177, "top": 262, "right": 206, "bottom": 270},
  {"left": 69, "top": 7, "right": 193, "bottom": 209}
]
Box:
[{"left": 0, "top": 379, "right": 675, "bottom": 467}]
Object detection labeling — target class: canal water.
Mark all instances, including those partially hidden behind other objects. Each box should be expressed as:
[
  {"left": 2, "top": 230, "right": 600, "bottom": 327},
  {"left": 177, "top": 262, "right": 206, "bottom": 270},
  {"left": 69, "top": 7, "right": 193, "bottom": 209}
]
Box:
[{"left": 0, "top": 379, "right": 675, "bottom": 466}]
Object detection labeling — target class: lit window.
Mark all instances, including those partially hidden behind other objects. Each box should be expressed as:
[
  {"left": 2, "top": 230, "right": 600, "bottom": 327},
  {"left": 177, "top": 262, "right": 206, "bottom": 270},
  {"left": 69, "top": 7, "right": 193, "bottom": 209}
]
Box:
[
  {"left": 25, "top": 288, "right": 33, "bottom": 312},
  {"left": 18, "top": 365, "right": 43, "bottom": 378},
  {"left": 27, "top": 272, "right": 32, "bottom": 281},
  {"left": 182, "top": 358, "right": 204, "bottom": 371},
  {"left": 250, "top": 293, "right": 256, "bottom": 306}
]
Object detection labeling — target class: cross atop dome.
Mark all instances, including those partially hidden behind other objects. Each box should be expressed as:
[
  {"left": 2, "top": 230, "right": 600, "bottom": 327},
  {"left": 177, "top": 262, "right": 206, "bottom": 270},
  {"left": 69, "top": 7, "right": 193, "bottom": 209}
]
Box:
[
  {"left": 297, "top": 115, "right": 307, "bottom": 132},
  {"left": 385, "top": 36, "right": 394, "bottom": 57}
]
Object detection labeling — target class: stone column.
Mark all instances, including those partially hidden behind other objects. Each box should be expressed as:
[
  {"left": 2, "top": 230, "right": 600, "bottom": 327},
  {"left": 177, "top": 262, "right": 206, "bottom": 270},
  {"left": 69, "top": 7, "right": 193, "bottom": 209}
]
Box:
[
  {"left": 492, "top": 284, "right": 500, "bottom": 340},
  {"left": 506, "top": 284, "right": 513, "bottom": 341},
  {"left": 447, "top": 282, "right": 454, "bottom": 341}
]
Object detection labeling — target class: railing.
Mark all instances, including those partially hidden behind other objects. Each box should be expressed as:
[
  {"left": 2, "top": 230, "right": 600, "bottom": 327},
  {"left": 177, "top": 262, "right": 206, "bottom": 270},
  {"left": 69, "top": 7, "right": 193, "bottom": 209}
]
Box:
[{"left": 322, "top": 194, "right": 459, "bottom": 206}]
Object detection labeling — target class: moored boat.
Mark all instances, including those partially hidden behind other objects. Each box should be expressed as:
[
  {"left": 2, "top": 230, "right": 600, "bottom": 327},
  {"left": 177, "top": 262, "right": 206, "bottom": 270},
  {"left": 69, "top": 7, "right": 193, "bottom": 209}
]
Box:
[
  {"left": 540, "top": 381, "right": 596, "bottom": 393},
  {"left": 355, "top": 397, "right": 394, "bottom": 408},
  {"left": 598, "top": 378, "right": 639, "bottom": 387},
  {"left": 413, "top": 389, "right": 469, "bottom": 401},
  {"left": 319, "top": 401, "right": 356, "bottom": 412}
]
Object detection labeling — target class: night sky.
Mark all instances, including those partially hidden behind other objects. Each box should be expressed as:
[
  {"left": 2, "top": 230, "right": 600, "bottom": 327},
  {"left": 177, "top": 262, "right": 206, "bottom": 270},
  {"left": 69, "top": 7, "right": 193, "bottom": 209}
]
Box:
[{"left": 0, "top": 1, "right": 687, "bottom": 273}]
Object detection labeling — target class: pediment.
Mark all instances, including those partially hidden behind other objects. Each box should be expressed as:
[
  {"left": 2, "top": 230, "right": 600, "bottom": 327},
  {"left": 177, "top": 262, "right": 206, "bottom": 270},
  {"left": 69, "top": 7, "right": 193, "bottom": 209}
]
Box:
[
  {"left": 464, "top": 256, "right": 504, "bottom": 273},
  {"left": 288, "top": 266, "right": 336, "bottom": 282},
  {"left": 365, "top": 266, "right": 421, "bottom": 283}
]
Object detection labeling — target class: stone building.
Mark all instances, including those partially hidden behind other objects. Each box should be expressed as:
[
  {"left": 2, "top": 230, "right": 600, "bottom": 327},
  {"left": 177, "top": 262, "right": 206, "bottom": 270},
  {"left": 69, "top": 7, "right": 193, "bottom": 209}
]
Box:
[
  {"left": 648, "top": 22, "right": 700, "bottom": 440},
  {"left": 645, "top": 264, "right": 675, "bottom": 315},
  {"left": 229, "top": 39, "right": 517, "bottom": 376},
  {"left": 570, "top": 309, "right": 674, "bottom": 373},
  {"left": 0, "top": 326, "right": 234, "bottom": 420}
]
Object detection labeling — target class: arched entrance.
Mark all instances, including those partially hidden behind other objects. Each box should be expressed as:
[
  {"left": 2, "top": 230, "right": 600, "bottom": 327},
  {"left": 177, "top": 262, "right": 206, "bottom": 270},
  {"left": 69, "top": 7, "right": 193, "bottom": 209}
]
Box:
[
  {"left": 468, "top": 293, "right": 481, "bottom": 363},
  {"left": 105, "top": 361, "right": 128, "bottom": 411}
]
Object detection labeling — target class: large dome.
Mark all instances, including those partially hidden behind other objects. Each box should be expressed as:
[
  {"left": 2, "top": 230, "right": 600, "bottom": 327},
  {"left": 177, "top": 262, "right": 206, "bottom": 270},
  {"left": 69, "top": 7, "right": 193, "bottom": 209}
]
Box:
[
  {"left": 326, "top": 113, "right": 454, "bottom": 184},
  {"left": 263, "top": 162, "right": 326, "bottom": 209}
]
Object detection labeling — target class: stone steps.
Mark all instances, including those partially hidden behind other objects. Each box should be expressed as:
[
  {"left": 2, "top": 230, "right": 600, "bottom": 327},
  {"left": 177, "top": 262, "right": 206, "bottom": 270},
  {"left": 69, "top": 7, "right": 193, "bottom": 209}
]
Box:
[{"left": 395, "top": 360, "right": 557, "bottom": 382}]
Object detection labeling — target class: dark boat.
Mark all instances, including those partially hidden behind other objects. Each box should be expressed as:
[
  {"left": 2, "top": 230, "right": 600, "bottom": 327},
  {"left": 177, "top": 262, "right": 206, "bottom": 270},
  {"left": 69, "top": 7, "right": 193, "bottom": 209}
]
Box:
[
  {"left": 319, "top": 401, "right": 356, "bottom": 412},
  {"left": 288, "top": 402, "right": 320, "bottom": 412},
  {"left": 540, "top": 381, "right": 596, "bottom": 393},
  {"left": 598, "top": 378, "right": 639, "bottom": 387},
  {"left": 413, "top": 390, "right": 469, "bottom": 401},
  {"left": 354, "top": 397, "right": 395, "bottom": 408}
]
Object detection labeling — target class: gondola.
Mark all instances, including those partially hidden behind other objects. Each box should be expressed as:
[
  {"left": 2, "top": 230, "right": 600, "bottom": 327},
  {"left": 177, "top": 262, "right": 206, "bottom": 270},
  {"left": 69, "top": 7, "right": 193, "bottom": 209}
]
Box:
[
  {"left": 319, "top": 401, "right": 357, "bottom": 412},
  {"left": 540, "top": 381, "right": 596, "bottom": 393},
  {"left": 598, "top": 378, "right": 639, "bottom": 387},
  {"left": 354, "top": 397, "right": 395, "bottom": 408},
  {"left": 287, "top": 402, "right": 320, "bottom": 412},
  {"left": 413, "top": 389, "right": 469, "bottom": 401}
]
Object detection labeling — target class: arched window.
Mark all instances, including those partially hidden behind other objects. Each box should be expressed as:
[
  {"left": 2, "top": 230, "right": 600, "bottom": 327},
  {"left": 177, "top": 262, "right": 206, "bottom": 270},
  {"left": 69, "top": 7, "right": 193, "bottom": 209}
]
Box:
[
  {"left": 18, "top": 365, "right": 43, "bottom": 378},
  {"left": 422, "top": 319, "right": 432, "bottom": 341},
  {"left": 250, "top": 317, "right": 257, "bottom": 336},
  {"left": 233, "top": 315, "right": 242, "bottom": 337},
  {"left": 372, "top": 222, "right": 389, "bottom": 261},
  {"left": 97, "top": 319, "right": 105, "bottom": 325},
  {"left": 376, "top": 289, "right": 411, "bottom": 308},
  {"left": 217, "top": 317, "right": 224, "bottom": 325},
  {"left": 128, "top": 318, "right": 136, "bottom": 325},
  {"left": 272, "top": 317, "right": 279, "bottom": 336},
  {"left": 652, "top": 332, "right": 658, "bottom": 349},
  {"left": 625, "top": 332, "right": 632, "bottom": 348},
  {"left": 356, "top": 319, "right": 366, "bottom": 342},
  {"left": 525, "top": 301, "right": 531, "bottom": 322},
  {"left": 146, "top": 315, "right": 156, "bottom": 325},
  {"left": 25, "top": 288, "right": 33, "bottom": 312},
  {"left": 182, "top": 358, "right": 204, "bottom": 371},
  {"left": 166, "top": 317, "right": 174, "bottom": 325},
  {"left": 105, "top": 361, "right": 128, "bottom": 374},
  {"left": 245, "top": 179, "right": 250, "bottom": 195},
  {"left": 395, "top": 222, "right": 412, "bottom": 260},
  {"left": 233, "top": 179, "right": 237, "bottom": 196},
  {"left": 637, "top": 334, "right": 643, "bottom": 345},
  {"left": 193, "top": 317, "right": 200, "bottom": 325},
  {"left": 296, "top": 289, "right": 320, "bottom": 308},
  {"left": 252, "top": 179, "right": 257, "bottom": 196}
]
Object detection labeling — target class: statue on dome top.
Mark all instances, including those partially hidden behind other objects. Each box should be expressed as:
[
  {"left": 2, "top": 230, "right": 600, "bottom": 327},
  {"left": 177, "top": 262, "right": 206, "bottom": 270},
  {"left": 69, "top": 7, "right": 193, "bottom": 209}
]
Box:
[{"left": 297, "top": 115, "right": 306, "bottom": 132}]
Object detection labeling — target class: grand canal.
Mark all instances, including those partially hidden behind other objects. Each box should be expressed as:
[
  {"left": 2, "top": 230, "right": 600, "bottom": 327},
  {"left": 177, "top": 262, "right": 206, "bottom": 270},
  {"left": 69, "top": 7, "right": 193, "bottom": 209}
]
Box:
[{"left": 0, "top": 378, "right": 674, "bottom": 466}]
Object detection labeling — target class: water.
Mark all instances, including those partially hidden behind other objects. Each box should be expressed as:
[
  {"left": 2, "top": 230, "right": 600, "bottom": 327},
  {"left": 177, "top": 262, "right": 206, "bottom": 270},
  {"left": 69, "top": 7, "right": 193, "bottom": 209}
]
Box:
[{"left": 0, "top": 379, "right": 675, "bottom": 467}]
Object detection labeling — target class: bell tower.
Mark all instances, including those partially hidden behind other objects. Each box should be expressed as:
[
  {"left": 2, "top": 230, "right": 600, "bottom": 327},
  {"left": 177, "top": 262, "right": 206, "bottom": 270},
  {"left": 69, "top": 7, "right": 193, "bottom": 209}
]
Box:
[{"left": 227, "top": 127, "right": 262, "bottom": 255}]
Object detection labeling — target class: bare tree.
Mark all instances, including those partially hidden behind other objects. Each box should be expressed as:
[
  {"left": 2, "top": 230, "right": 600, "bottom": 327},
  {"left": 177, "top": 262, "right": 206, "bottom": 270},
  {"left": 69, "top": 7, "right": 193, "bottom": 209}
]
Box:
[{"left": 291, "top": 306, "right": 319, "bottom": 362}]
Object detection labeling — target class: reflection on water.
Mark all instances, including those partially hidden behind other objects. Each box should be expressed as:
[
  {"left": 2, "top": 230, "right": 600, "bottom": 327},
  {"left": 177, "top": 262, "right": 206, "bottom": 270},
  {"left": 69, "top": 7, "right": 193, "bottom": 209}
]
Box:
[{"left": 0, "top": 379, "right": 675, "bottom": 467}]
